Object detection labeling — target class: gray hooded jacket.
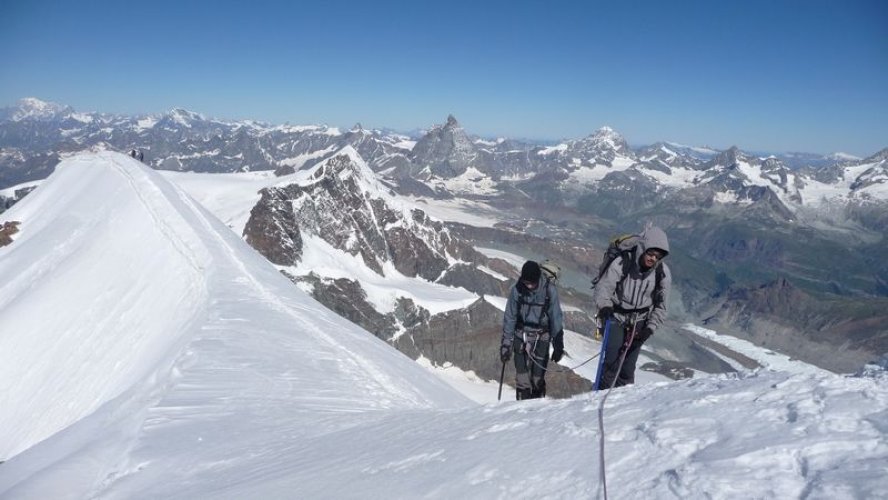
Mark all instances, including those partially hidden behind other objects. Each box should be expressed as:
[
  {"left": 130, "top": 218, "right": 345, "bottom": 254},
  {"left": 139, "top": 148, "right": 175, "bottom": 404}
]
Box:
[{"left": 592, "top": 226, "right": 672, "bottom": 332}]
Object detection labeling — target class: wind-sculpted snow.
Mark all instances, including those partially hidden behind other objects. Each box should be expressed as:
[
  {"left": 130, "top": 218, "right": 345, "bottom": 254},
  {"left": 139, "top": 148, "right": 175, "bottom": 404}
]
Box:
[
  {"left": 1, "top": 152, "right": 886, "bottom": 499},
  {"left": 0, "top": 152, "right": 467, "bottom": 488},
  {"left": 0, "top": 152, "right": 211, "bottom": 459}
]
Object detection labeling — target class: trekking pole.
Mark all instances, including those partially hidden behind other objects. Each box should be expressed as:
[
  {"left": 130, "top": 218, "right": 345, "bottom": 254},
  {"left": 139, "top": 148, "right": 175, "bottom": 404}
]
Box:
[
  {"left": 593, "top": 319, "right": 612, "bottom": 391},
  {"left": 497, "top": 361, "right": 506, "bottom": 401}
]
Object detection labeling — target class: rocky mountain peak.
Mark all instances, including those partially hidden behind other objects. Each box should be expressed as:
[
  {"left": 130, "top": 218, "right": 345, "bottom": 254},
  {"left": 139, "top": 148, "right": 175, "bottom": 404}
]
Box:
[
  {"left": 562, "top": 125, "right": 633, "bottom": 164},
  {"left": 310, "top": 147, "right": 379, "bottom": 192},
  {"left": 167, "top": 108, "right": 206, "bottom": 126},
  {"left": 760, "top": 156, "right": 790, "bottom": 173},
  {"left": 409, "top": 115, "right": 486, "bottom": 178},
  {"left": 584, "top": 125, "right": 627, "bottom": 146},
  {"left": 592, "top": 125, "right": 617, "bottom": 137},
  {"left": 244, "top": 147, "right": 463, "bottom": 280},
  {"left": 706, "top": 146, "right": 746, "bottom": 170}
]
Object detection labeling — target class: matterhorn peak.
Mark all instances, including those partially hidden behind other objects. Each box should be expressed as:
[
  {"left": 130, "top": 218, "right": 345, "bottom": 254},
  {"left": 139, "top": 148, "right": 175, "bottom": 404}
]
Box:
[
  {"left": 445, "top": 114, "right": 459, "bottom": 128},
  {"left": 350, "top": 122, "right": 365, "bottom": 133}
]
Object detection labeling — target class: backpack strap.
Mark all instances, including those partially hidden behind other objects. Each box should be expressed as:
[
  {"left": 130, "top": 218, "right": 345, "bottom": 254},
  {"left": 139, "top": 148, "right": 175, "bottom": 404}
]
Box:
[
  {"left": 542, "top": 278, "right": 551, "bottom": 324},
  {"left": 653, "top": 264, "right": 665, "bottom": 307}
]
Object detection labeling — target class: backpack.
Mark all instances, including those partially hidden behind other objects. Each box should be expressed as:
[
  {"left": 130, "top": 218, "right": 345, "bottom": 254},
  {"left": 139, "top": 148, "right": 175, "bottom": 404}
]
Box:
[
  {"left": 591, "top": 234, "right": 665, "bottom": 306},
  {"left": 540, "top": 260, "right": 560, "bottom": 284}
]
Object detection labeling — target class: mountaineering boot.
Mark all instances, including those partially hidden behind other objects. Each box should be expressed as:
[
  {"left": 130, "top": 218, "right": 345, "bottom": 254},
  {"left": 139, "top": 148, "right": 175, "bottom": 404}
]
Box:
[
  {"left": 530, "top": 380, "right": 546, "bottom": 399},
  {"left": 516, "top": 388, "right": 533, "bottom": 400}
]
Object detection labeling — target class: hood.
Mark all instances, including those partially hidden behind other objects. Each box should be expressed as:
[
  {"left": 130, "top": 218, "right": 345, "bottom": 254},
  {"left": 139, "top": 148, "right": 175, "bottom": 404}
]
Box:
[{"left": 639, "top": 226, "right": 670, "bottom": 258}]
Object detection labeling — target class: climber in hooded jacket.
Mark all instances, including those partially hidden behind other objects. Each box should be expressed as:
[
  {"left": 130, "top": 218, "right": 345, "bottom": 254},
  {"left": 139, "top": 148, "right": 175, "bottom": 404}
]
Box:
[
  {"left": 593, "top": 226, "right": 672, "bottom": 389},
  {"left": 501, "top": 260, "right": 564, "bottom": 400}
]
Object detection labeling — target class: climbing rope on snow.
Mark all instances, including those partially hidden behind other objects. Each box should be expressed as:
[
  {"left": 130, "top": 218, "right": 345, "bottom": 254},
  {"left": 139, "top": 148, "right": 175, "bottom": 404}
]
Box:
[{"left": 597, "top": 280, "right": 648, "bottom": 500}]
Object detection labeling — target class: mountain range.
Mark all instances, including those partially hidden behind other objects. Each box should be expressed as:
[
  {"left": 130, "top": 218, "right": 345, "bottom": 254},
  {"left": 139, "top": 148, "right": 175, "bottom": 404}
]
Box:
[{"left": 1, "top": 97, "right": 886, "bottom": 376}]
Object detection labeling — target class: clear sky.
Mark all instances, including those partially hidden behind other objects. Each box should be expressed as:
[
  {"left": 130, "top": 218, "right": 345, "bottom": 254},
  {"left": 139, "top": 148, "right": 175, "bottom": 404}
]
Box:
[{"left": 1, "top": 0, "right": 886, "bottom": 155}]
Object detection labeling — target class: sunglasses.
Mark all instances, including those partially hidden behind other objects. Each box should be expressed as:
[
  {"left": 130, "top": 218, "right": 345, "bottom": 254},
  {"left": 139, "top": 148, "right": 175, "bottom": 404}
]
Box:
[{"left": 644, "top": 249, "right": 665, "bottom": 260}]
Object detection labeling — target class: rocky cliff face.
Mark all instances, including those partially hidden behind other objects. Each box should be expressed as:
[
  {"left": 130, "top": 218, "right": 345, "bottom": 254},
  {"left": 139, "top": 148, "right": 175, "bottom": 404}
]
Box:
[
  {"left": 243, "top": 188, "right": 303, "bottom": 266},
  {"left": 245, "top": 149, "right": 470, "bottom": 279},
  {"left": 701, "top": 278, "right": 888, "bottom": 372}
]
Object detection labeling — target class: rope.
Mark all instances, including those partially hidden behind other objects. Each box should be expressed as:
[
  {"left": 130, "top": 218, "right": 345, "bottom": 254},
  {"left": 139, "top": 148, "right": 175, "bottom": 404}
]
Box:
[
  {"left": 597, "top": 279, "right": 649, "bottom": 500},
  {"left": 597, "top": 324, "right": 637, "bottom": 500},
  {"left": 524, "top": 342, "right": 601, "bottom": 373},
  {"left": 509, "top": 336, "right": 601, "bottom": 399}
]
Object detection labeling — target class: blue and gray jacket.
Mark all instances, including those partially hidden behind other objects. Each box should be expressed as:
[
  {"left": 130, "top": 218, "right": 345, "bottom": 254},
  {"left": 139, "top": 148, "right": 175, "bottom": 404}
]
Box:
[{"left": 502, "top": 277, "right": 564, "bottom": 347}]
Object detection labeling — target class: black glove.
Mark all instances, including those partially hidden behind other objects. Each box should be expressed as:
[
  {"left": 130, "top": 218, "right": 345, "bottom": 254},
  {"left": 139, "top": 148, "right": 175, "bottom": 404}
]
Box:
[
  {"left": 635, "top": 326, "right": 654, "bottom": 344},
  {"left": 500, "top": 344, "right": 512, "bottom": 363},
  {"left": 598, "top": 306, "right": 614, "bottom": 320},
  {"left": 551, "top": 339, "right": 564, "bottom": 363}
]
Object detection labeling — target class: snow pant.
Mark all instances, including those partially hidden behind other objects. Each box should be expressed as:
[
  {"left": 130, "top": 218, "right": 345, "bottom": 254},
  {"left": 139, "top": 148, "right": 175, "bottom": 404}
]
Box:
[
  {"left": 600, "top": 319, "right": 646, "bottom": 389},
  {"left": 512, "top": 329, "right": 550, "bottom": 399}
]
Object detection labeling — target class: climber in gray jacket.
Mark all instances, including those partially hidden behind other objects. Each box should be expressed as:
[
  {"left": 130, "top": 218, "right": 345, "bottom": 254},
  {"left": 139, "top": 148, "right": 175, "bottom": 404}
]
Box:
[
  {"left": 501, "top": 261, "right": 564, "bottom": 400},
  {"left": 593, "top": 226, "right": 672, "bottom": 388}
]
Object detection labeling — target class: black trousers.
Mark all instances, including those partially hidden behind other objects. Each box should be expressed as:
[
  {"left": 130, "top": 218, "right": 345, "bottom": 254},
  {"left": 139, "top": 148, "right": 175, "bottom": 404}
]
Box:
[
  {"left": 513, "top": 334, "right": 550, "bottom": 398},
  {"left": 600, "top": 319, "right": 645, "bottom": 389}
]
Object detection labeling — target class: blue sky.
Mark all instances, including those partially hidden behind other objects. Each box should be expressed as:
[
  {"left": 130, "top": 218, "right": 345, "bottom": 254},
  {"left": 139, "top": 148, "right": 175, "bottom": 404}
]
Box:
[{"left": 1, "top": 0, "right": 885, "bottom": 155}]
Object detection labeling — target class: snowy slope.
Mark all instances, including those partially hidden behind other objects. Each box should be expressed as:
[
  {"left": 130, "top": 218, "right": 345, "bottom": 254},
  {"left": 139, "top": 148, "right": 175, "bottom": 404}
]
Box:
[
  {"left": 0, "top": 152, "right": 467, "bottom": 493},
  {"left": 1, "top": 152, "right": 887, "bottom": 499}
]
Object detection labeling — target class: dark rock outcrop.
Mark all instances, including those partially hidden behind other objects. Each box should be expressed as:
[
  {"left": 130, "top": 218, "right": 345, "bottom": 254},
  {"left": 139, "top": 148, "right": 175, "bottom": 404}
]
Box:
[
  {"left": 243, "top": 189, "right": 303, "bottom": 265},
  {"left": 0, "top": 220, "right": 20, "bottom": 247}
]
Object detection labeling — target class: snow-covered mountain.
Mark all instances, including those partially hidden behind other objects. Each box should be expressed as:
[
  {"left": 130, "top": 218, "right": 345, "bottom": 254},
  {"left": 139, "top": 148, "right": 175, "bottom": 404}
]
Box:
[
  {"left": 0, "top": 97, "right": 74, "bottom": 122},
  {"left": 560, "top": 125, "right": 636, "bottom": 166},
  {"left": 1, "top": 151, "right": 886, "bottom": 499},
  {"left": 238, "top": 146, "right": 591, "bottom": 397},
  {"left": 533, "top": 126, "right": 638, "bottom": 183},
  {"left": 0, "top": 98, "right": 405, "bottom": 189},
  {"left": 2, "top": 98, "right": 885, "bottom": 216}
]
